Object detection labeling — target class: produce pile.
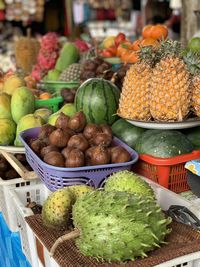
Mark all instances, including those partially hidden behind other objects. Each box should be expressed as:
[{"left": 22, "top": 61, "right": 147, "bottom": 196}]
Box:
[
  {"left": 39, "top": 170, "right": 171, "bottom": 262},
  {"left": 29, "top": 111, "right": 131, "bottom": 168}
]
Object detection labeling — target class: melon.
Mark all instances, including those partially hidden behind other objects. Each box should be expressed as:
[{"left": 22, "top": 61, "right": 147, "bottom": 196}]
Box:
[
  {"left": 135, "top": 130, "right": 193, "bottom": 158},
  {"left": 75, "top": 78, "right": 120, "bottom": 125}
]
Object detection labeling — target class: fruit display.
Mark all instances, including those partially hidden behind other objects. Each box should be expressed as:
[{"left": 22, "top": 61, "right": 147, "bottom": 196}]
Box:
[
  {"left": 75, "top": 78, "right": 120, "bottom": 125},
  {"left": 118, "top": 39, "right": 198, "bottom": 122},
  {"left": 59, "top": 63, "right": 82, "bottom": 83},
  {"left": 0, "top": 153, "right": 32, "bottom": 180},
  {"left": 29, "top": 111, "right": 131, "bottom": 168},
  {"left": 135, "top": 130, "right": 194, "bottom": 158},
  {"left": 48, "top": 171, "right": 171, "bottom": 262},
  {"left": 99, "top": 25, "right": 168, "bottom": 64}
]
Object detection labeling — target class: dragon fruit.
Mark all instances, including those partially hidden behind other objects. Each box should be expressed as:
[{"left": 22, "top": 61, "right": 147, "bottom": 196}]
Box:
[{"left": 40, "top": 32, "right": 59, "bottom": 52}]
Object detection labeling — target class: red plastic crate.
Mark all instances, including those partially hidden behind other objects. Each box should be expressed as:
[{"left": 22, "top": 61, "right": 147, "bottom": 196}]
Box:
[{"left": 133, "top": 150, "right": 200, "bottom": 193}]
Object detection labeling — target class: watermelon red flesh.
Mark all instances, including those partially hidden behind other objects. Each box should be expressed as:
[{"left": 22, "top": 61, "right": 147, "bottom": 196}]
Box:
[{"left": 75, "top": 78, "right": 120, "bottom": 125}]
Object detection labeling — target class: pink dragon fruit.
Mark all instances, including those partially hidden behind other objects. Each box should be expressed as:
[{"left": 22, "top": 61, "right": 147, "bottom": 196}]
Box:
[
  {"left": 31, "top": 64, "right": 44, "bottom": 81},
  {"left": 37, "top": 52, "right": 58, "bottom": 70},
  {"left": 40, "top": 32, "right": 59, "bottom": 52}
]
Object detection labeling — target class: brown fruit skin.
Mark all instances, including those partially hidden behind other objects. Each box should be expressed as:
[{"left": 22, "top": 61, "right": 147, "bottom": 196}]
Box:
[
  {"left": 83, "top": 123, "right": 101, "bottom": 140},
  {"left": 65, "top": 149, "right": 85, "bottom": 168},
  {"left": 61, "top": 146, "right": 74, "bottom": 158},
  {"left": 89, "top": 133, "right": 112, "bottom": 147},
  {"left": 61, "top": 89, "right": 76, "bottom": 103},
  {"left": 43, "top": 151, "right": 65, "bottom": 167},
  {"left": 85, "top": 145, "right": 110, "bottom": 166},
  {"left": 100, "top": 124, "right": 113, "bottom": 138},
  {"left": 5, "top": 169, "right": 19, "bottom": 180},
  {"left": 68, "top": 111, "right": 86, "bottom": 133},
  {"left": 40, "top": 145, "right": 60, "bottom": 158},
  {"left": 67, "top": 133, "right": 89, "bottom": 152},
  {"left": 110, "top": 146, "right": 131, "bottom": 163},
  {"left": 49, "top": 129, "right": 71, "bottom": 148},
  {"left": 38, "top": 124, "right": 56, "bottom": 139},
  {"left": 55, "top": 112, "right": 70, "bottom": 130},
  {"left": 30, "top": 139, "right": 46, "bottom": 155},
  {"left": 15, "top": 154, "right": 27, "bottom": 162}
]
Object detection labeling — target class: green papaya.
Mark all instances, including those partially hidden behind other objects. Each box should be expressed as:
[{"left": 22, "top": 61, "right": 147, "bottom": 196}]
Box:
[
  {"left": 55, "top": 43, "right": 79, "bottom": 72},
  {"left": 11, "top": 87, "right": 35, "bottom": 124}
]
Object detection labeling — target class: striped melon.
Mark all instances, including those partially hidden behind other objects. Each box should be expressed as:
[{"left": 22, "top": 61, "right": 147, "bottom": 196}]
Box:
[{"left": 75, "top": 78, "right": 120, "bottom": 125}]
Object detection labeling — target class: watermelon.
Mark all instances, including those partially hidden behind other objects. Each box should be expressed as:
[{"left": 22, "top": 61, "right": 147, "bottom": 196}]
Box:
[
  {"left": 75, "top": 78, "right": 120, "bottom": 125},
  {"left": 135, "top": 130, "right": 193, "bottom": 158},
  {"left": 182, "top": 127, "right": 200, "bottom": 149},
  {"left": 112, "top": 118, "right": 146, "bottom": 149}
]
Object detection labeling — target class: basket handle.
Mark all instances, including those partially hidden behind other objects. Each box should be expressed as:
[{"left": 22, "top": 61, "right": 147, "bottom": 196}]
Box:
[{"left": 0, "top": 150, "right": 38, "bottom": 180}]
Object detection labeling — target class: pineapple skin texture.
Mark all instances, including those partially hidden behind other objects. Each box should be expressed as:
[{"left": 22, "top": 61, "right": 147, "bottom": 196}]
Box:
[
  {"left": 192, "top": 76, "right": 200, "bottom": 117},
  {"left": 118, "top": 63, "right": 152, "bottom": 121},
  {"left": 150, "top": 57, "right": 191, "bottom": 121}
]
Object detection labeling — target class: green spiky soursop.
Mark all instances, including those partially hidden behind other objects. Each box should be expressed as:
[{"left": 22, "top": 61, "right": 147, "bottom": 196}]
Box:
[
  {"left": 72, "top": 191, "right": 171, "bottom": 262},
  {"left": 59, "top": 63, "right": 82, "bottom": 82},
  {"left": 68, "top": 185, "right": 94, "bottom": 201},
  {"left": 42, "top": 189, "right": 74, "bottom": 230},
  {"left": 104, "top": 170, "right": 155, "bottom": 199}
]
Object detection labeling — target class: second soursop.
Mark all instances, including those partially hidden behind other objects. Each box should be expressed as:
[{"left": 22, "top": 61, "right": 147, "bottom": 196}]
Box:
[{"left": 72, "top": 190, "right": 171, "bottom": 262}]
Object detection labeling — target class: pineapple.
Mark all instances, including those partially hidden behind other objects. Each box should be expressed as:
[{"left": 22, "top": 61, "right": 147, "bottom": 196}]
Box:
[
  {"left": 118, "top": 62, "right": 152, "bottom": 121},
  {"left": 183, "top": 50, "right": 200, "bottom": 117},
  {"left": 59, "top": 63, "right": 82, "bottom": 82},
  {"left": 150, "top": 40, "right": 191, "bottom": 121}
]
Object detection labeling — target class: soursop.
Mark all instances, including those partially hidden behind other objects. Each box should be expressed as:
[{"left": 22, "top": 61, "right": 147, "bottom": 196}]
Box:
[
  {"left": 42, "top": 189, "right": 74, "bottom": 230},
  {"left": 68, "top": 185, "right": 94, "bottom": 201},
  {"left": 59, "top": 63, "right": 82, "bottom": 82},
  {"left": 104, "top": 170, "right": 155, "bottom": 199},
  {"left": 72, "top": 190, "right": 171, "bottom": 262}
]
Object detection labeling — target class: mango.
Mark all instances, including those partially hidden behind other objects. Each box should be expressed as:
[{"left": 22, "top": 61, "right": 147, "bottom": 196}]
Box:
[
  {"left": 0, "top": 93, "right": 12, "bottom": 120},
  {"left": 3, "top": 75, "right": 24, "bottom": 95},
  {"left": 44, "top": 69, "right": 61, "bottom": 81},
  {"left": 11, "top": 87, "right": 35, "bottom": 124},
  {"left": 48, "top": 103, "right": 76, "bottom": 126},
  {"left": 0, "top": 119, "right": 16, "bottom": 145},
  {"left": 55, "top": 43, "right": 79, "bottom": 72},
  {"left": 34, "top": 108, "right": 52, "bottom": 123},
  {"left": 14, "top": 114, "right": 44, "bottom": 146},
  {"left": 102, "top": 36, "right": 115, "bottom": 49}
]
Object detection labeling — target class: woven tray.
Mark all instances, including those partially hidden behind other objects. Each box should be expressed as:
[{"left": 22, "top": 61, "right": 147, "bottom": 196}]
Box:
[{"left": 26, "top": 214, "right": 200, "bottom": 267}]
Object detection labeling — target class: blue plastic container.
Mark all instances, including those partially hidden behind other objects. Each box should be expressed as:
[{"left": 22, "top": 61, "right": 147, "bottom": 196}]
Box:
[{"left": 0, "top": 213, "right": 31, "bottom": 267}]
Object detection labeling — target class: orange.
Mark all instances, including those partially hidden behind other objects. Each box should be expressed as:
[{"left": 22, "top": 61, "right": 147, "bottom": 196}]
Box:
[
  {"left": 39, "top": 92, "right": 51, "bottom": 100},
  {"left": 116, "top": 41, "right": 132, "bottom": 57},
  {"left": 121, "top": 51, "right": 139, "bottom": 63},
  {"left": 151, "top": 24, "right": 168, "bottom": 40},
  {"left": 132, "top": 39, "right": 142, "bottom": 51},
  {"left": 141, "top": 38, "right": 159, "bottom": 47},
  {"left": 142, "top": 25, "right": 153, "bottom": 39}
]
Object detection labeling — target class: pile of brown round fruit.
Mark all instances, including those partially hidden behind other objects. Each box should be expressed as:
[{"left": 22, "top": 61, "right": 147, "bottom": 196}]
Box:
[
  {"left": 29, "top": 111, "right": 131, "bottom": 168},
  {"left": 0, "top": 154, "right": 32, "bottom": 180},
  {"left": 80, "top": 57, "right": 114, "bottom": 82}
]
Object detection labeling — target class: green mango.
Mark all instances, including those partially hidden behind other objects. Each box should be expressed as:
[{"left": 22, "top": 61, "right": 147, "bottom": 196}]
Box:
[
  {"left": 45, "top": 69, "right": 61, "bottom": 81},
  {"left": 0, "top": 119, "right": 16, "bottom": 145},
  {"left": 0, "top": 93, "right": 12, "bottom": 120},
  {"left": 55, "top": 43, "right": 79, "bottom": 72},
  {"left": 48, "top": 103, "right": 76, "bottom": 126},
  {"left": 14, "top": 114, "right": 44, "bottom": 146},
  {"left": 34, "top": 108, "right": 52, "bottom": 123},
  {"left": 11, "top": 87, "right": 35, "bottom": 124}
]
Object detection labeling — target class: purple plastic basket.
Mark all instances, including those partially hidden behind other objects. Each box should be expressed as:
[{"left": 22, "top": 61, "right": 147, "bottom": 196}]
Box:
[{"left": 19, "top": 127, "right": 138, "bottom": 191}]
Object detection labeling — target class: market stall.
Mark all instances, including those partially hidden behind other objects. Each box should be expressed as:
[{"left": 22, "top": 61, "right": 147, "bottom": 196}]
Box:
[{"left": 0, "top": 1, "right": 200, "bottom": 267}]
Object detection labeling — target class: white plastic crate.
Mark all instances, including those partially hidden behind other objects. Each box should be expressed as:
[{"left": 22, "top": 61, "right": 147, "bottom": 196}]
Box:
[
  {"left": 9, "top": 177, "right": 200, "bottom": 267},
  {"left": 0, "top": 150, "right": 39, "bottom": 232}
]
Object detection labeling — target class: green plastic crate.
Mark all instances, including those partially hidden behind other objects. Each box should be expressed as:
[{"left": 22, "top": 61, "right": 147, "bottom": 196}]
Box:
[
  {"left": 35, "top": 96, "right": 64, "bottom": 113},
  {"left": 37, "top": 80, "right": 80, "bottom": 94}
]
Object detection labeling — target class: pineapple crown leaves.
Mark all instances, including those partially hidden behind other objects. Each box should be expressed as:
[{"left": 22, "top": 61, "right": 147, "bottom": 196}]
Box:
[
  {"left": 139, "top": 39, "right": 183, "bottom": 67},
  {"left": 183, "top": 49, "right": 200, "bottom": 75}
]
